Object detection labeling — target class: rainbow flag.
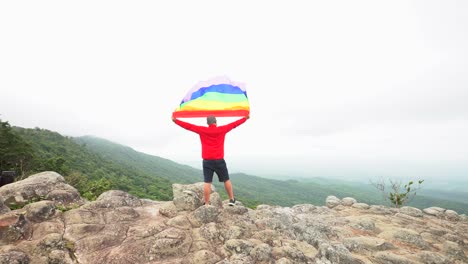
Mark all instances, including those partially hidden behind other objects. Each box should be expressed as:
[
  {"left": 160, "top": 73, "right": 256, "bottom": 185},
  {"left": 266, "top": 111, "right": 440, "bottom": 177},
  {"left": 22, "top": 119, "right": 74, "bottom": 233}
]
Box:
[{"left": 173, "top": 76, "right": 250, "bottom": 118}]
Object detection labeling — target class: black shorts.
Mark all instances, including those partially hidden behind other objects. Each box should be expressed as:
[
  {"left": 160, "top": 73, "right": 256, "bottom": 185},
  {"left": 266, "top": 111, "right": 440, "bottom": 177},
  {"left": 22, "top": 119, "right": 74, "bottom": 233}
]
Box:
[{"left": 203, "top": 159, "right": 230, "bottom": 183}]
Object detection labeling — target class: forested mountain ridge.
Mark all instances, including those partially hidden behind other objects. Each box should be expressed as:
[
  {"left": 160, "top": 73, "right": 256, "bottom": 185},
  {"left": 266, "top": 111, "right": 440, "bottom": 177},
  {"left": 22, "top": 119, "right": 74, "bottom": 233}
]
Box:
[{"left": 6, "top": 124, "right": 173, "bottom": 201}]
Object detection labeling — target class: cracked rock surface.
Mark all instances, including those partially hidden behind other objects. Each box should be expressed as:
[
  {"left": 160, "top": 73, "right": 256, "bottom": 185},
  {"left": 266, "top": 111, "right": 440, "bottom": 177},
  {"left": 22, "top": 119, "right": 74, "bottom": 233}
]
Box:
[{"left": 1, "top": 172, "right": 468, "bottom": 264}]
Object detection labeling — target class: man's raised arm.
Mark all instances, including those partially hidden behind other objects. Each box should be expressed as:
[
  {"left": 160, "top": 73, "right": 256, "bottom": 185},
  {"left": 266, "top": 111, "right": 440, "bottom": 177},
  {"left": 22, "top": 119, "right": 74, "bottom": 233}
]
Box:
[
  {"left": 172, "top": 116, "right": 201, "bottom": 133},
  {"left": 221, "top": 115, "right": 249, "bottom": 133}
]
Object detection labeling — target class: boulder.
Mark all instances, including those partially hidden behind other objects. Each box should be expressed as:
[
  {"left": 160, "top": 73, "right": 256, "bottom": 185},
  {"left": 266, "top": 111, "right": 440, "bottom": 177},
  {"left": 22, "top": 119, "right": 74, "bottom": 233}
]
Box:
[
  {"left": 369, "top": 205, "right": 393, "bottom": 215},
  {"left": 281, "top": 240, "right": 318, "bottom": 260},
  {"left": 252, "top": 230, "right": 281, "bottom": 247},
  {"left": 224, "top": 239, "right": 255, "bottom": 255},
  {"left": 460, "top": 214, "right": 467, "bottom": 222},
  {"left": 343, "top": 236, "right": 395, "bottom": 253},
  {"left": 224, "top": 225, "right": 246, "bottom": 240},
  {"left": 373, "top": 252, "right": 416, "bottom": 264},
  {"left": 223, "top": 204, "right": 249, "bottom": 215},
  {"left": 225, "top": 255, "right": 255, "bottom": 264},
  {"left": 159, "top": 201, "right": 178, "bottom": 218},
  {"left": 255, "top": 218, "right": 284, "bottom": 231},
  {"left": 24, "top": 200, "right": 56, "bottom": 222},
  {"left": 0, "top": 171, "right": 81, "bottom": 206},
  {"left": 0, "top": 251, "right": 30, "bottom": 264},
  {"left": 426, "top": 227, "right": 448, "bottom": 236},
  {"left": 249, "top": 243, "right": 272, "bottom": 262},
  {"left": 395, "top": 213, "right": 425, "bottom": 225},
  {"left": 399, "top": 206, "right": 423, "bottom": 217},
  {"left": 36, "top": 233, "right": 75, "bottom": 263},
  {"left": 0, "top": 197, "right": 10, "bottom": 214},
  {"left": 326, "top": 196, "right": 341, "bottom": 208},
  {"left": 444, "top": 210, "right": 459, "bottom": 221},
  {"left": 418, "top": 251, "right": 449, "bottom": 264},
  {"left": 0, "top": 214, "right": 33, "bottom": 245},
  {"left": 209, "top": 192, "right": 223, "bottom": 208},
  {"left": 423, "top": 207, "right": 446, "bottom": 217},
  {"left": 83, "top": 190, "right": 141, "bottom": 209},
  {"left": 172, "top": 183, "right": 206, "bottom": 211},
  {"left": 191, "top": 250, "right": 221, "bottom": 264},
  {"left": 272, "top": 245, "right": 312, "bottom": 263},
  {"left": 292, "top": 204, "right": 317, "bottom": 214},
  {"left": 317, "top": 242, "right": 365, "bottom": 264},
  {"left": 379, "top": 228, "right": 429, "bottom": 249},
  {"left": 31, "top": 220, "right": 64, "bottom": 240},
  {"left": 200, "top": 222, "right": 223, "bottom": 243},
  {"left": 46, "top": 189, "right": 81, "bottom": 205},
  {"left": 350, "top": 218, "right": 376, "bottom": 232},
  {"left": 191, "top": 205, "right": 220, "bottom": 224},
  {"left": 149, "top": 228, "right": 192, "bottom": 259},
  {"left": 293, "top": 220, "right": 332, "bottom": 248},
  {"left": 166, "top": 215, "right": 191, "bottom": 230},
  {"left": 342, "top": 197, "right": 357, "bottom": 206},
  {"left": 276, "top": 258, "right": 293, "bottom": 264},
  {"left": 443, "top": 241, "right": 466, "bottom": 262},
  {"left": 352, "top": 203, "right": 370, "bottom": 209},
  {"left": 443, "top": 233, "right": 465, "bottom": 246}
]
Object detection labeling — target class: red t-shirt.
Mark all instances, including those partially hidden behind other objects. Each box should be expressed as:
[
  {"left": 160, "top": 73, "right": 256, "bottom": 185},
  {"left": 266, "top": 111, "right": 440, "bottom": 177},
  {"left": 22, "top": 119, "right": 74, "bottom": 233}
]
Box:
[{"left": 174, "top": 118, "right": 247, "bottom": 160}]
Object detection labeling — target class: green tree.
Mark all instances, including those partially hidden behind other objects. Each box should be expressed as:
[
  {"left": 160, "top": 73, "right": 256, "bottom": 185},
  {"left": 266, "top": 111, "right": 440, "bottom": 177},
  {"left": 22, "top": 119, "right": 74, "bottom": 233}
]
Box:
[
  {"left": 0, "top": 119, "right": 34, "bottom": 177},
  {"left": 39, "top": 156, "right": 68, "bottom": 175},
  {"left": 64, "top": 171, "right": 89, "bottom": 191},
  {"left": 82, "top": 178, "right": 113, "bottom": 201}
]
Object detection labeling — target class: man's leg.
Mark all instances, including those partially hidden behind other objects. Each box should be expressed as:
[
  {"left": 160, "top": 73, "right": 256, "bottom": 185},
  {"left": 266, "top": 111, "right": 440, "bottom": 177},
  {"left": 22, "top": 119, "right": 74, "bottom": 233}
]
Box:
[
  {"left": 202, "top": 160, "right": 215, "bottom": 205},
  {"left": 224, "top": 180, "right": 234, "bottom": 200},
  {"left": 215, "top": 159, "right": 236, "bottom": 205},
  {"left": 204, "top": 182, "right": 212, "bottom": 204},
  {"left": 215, "top": 159, "right": 235, "bottom": 200}
]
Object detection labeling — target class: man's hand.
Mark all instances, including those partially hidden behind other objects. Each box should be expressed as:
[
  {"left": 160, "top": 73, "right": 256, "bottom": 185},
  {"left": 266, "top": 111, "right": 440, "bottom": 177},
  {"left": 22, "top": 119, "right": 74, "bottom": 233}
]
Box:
[
  {"left": 246, "top": 114, "right": 250, "bottom": 120},
  {"left": 172, "top": 116, "right": 176, "bottom": 122}
]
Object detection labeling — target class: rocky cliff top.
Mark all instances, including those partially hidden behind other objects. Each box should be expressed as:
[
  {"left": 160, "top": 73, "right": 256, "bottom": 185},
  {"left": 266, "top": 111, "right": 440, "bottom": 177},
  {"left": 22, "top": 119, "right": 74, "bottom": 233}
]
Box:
[{"left": 0, "top": 171, "right": 467, "bottom": 264}]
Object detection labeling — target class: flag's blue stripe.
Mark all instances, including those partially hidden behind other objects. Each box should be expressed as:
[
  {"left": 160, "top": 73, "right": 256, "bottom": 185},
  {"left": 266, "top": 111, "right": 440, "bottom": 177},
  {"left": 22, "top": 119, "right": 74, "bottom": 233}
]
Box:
[{"left": 185, "top": 84, "right": 247, "bottom": 103}]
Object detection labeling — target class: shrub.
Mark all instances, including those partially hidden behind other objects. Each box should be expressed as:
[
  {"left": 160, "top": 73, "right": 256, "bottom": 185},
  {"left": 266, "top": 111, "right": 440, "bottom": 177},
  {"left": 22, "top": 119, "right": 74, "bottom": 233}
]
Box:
[{"left": 371, "top": 178, "right": 424, "bottom": 208}]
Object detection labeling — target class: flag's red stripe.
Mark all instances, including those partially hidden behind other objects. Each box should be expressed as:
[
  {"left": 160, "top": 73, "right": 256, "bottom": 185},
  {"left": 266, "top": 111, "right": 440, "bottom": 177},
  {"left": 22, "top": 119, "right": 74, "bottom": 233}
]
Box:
[{"left": 173, "top": 110, "right": 249, "bottom": 118}]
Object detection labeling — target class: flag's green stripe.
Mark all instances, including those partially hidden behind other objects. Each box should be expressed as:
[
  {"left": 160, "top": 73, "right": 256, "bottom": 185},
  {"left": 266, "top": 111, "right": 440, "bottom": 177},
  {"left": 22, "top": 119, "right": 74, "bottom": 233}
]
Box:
[{"left": 180, "top": 92, "right": 248, "bottom": 108}]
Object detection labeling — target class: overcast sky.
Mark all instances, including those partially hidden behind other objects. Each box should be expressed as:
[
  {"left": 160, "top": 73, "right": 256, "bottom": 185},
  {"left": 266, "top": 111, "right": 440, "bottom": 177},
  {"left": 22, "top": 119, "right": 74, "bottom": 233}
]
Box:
[{"left": 1, "top": 1, "right": 467, "bottom": 183}]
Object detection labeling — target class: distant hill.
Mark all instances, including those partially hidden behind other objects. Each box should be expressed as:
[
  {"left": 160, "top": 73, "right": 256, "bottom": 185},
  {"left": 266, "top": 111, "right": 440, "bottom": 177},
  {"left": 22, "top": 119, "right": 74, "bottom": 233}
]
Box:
[
  {"left": 7, "top": 125, "right": 468, "bottom": 213},
  {"left": 74, "top": 136, "right": 202, "bottom": 184},
  {"left": 12, "top": 127, "right": 173, "bottom": 201}
]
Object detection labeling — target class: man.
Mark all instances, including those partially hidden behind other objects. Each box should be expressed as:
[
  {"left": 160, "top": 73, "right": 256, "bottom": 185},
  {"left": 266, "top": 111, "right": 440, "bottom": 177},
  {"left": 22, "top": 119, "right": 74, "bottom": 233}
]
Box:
[{"left": 172, "top": 114, "right": 249, "bottom": 206}]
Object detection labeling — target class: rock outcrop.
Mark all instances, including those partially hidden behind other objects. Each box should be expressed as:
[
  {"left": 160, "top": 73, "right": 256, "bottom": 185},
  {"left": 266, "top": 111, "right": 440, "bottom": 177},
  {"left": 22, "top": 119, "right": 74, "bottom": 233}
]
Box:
[
  {"left": 0, "top": 171, "right": 83, "bottom": 208},
  {"left": 1, "top": 172, "right": 467, "bottom": 264}
]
